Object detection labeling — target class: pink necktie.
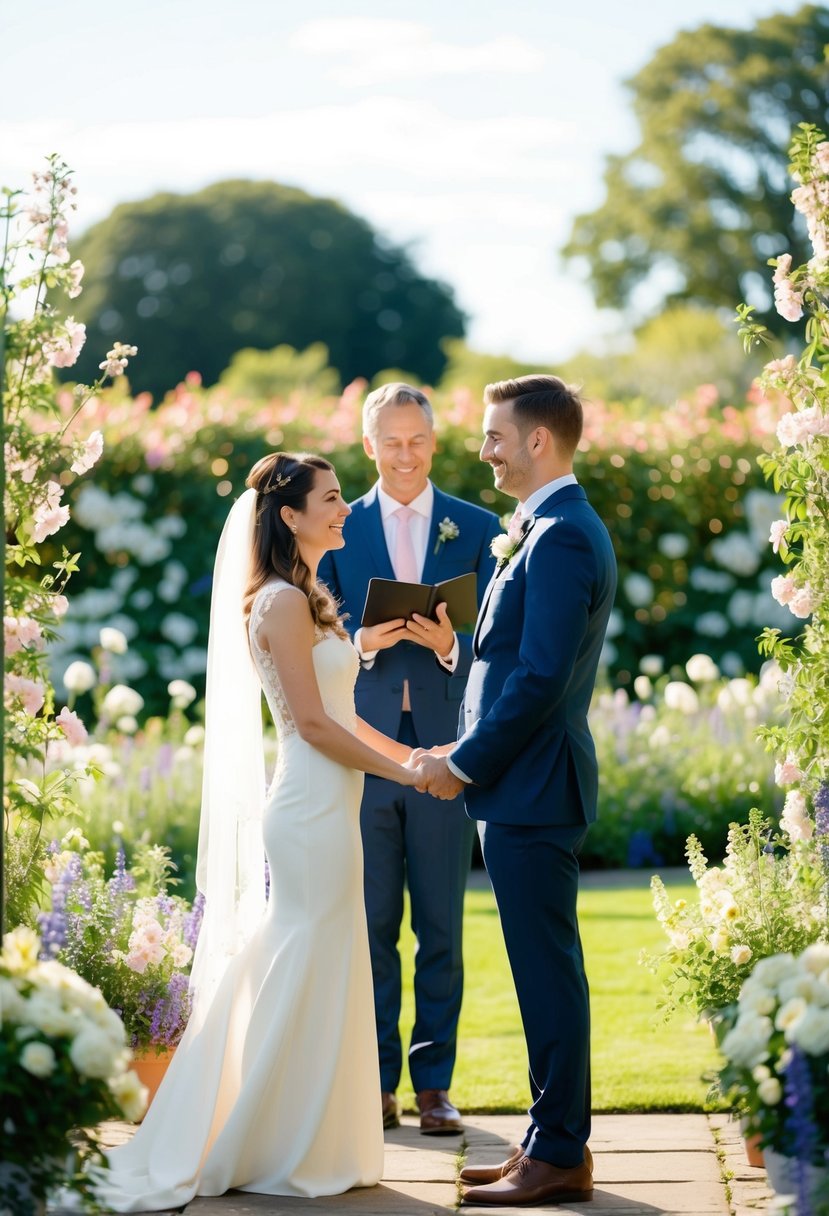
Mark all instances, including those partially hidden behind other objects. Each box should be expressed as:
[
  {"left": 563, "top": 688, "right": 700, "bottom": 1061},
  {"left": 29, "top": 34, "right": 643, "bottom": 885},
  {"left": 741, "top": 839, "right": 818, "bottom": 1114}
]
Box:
[{"left": 393, "top": 505, "right": 419, "bottom": 584}]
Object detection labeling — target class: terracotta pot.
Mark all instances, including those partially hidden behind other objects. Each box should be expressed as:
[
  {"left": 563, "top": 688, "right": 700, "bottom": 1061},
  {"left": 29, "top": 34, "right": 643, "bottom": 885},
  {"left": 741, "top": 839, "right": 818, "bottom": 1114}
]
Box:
[
  {"left": 743, "top": 1132, "right": 764, "bottom": 1168},
  {"left": 129, "top": 1048, "right": 176, "bottom": 1119}
]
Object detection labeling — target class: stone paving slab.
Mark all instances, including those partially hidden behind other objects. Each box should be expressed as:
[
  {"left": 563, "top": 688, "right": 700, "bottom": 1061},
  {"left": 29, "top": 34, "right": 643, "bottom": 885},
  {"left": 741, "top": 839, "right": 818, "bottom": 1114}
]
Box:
[{"left": 96, "top": 1114, "right": 774, "bottom": 1215}]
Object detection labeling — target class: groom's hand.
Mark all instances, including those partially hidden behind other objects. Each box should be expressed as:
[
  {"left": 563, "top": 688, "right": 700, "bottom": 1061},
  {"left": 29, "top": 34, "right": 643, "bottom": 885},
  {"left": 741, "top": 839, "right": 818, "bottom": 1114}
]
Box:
[
  {"left": 406, "top": 602, "right": 455, "bottom": 658},
  {"left": 414, "top": 754, "right": 465, "bottom": 800}
]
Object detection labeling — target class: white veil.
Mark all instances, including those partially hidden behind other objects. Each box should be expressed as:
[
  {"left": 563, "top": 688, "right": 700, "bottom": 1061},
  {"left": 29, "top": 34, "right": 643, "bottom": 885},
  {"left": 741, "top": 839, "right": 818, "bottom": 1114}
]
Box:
[{"left": 189, "top": 488, "right": 266, "bottom": 1012}]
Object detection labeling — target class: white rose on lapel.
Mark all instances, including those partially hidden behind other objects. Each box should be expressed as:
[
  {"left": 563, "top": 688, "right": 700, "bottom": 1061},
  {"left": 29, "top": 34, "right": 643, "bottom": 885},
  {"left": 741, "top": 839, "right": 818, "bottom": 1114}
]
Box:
[
  {"left": 433, "top": 517, "right": 459, "bottom": 555},
  {"left": 491, "top": 511, "right": 527, "bottom": 567}
]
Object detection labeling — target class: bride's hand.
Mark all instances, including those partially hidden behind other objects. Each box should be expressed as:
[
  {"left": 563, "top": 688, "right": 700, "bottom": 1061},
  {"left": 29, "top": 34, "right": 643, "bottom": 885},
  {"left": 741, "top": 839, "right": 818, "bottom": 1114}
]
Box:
[{"left": 406, "top": 747, "right": 429, "bottom": 767}]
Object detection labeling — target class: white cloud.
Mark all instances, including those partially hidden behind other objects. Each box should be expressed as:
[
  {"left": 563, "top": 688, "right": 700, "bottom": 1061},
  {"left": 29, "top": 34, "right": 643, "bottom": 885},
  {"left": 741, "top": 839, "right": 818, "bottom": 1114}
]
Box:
[{"left": 290, "top": 18, "right": 545, "bottom": 85}]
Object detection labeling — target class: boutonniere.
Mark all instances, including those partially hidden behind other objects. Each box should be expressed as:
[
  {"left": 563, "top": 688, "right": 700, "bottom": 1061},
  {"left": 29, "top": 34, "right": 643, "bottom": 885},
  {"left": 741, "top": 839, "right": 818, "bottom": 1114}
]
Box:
[
  {"left": 433, "top": 517, "right": 460, "bottom": 555},
  {"left": 490, "top": 511, "right": 529, "bottom": 568}
]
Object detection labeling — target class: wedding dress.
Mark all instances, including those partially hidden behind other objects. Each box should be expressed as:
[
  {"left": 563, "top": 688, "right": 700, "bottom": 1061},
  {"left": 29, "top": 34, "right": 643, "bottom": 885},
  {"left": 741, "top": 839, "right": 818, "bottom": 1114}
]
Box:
[{"left": 98, "top": 579, "right": 384, "bottom": 1209}]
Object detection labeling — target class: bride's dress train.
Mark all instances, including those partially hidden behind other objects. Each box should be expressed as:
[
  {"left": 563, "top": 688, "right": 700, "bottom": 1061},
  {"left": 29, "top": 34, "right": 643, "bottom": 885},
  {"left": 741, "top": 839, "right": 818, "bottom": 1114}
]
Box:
[{"left": 98, "top": 581, "right": 383, "bottom": 1210}]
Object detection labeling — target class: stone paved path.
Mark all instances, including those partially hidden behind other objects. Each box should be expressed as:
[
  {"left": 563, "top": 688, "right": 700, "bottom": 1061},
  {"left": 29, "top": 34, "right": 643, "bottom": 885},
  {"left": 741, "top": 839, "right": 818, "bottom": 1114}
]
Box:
[{"left": 98, "top": 1113, "right": 772, "bottom": 1214}]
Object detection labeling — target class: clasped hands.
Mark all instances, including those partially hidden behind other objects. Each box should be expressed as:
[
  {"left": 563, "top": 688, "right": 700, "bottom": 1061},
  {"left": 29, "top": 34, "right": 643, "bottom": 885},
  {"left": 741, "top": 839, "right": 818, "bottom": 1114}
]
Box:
[{"left": 405, "top": 744, "right": 465, "bottom": 800}]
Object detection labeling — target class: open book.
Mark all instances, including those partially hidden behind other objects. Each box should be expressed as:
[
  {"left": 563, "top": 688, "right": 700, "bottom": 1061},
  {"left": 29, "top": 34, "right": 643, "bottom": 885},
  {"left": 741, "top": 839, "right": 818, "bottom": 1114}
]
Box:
[{"left": 361, "top": 571, "right": 478, "bottom": 630}]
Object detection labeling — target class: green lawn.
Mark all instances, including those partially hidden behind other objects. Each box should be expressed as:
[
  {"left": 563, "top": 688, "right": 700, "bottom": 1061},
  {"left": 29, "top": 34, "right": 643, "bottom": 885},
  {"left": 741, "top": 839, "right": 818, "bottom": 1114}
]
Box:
[{"left": 395, "top": 877, "right": 721, "bottom": 1114}]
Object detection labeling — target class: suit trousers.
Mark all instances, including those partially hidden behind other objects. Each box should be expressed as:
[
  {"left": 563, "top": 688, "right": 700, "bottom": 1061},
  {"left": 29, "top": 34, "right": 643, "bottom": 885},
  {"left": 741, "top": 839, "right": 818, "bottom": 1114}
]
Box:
[
  {"left": 361, "top": 712, "right": 475, "bottom": 1093},
  {"left": 480, "top": 819, "right": 591, "bottom": 1168}
]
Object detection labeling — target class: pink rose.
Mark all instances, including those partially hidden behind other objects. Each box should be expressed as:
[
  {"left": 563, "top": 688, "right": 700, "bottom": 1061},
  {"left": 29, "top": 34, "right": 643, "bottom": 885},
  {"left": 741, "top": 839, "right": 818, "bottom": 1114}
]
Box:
[
  {"left": 771, "top": 575, "right": 796, "bottom": 605},
  {"left": 70, "top": 430, "right": 104, "bottom": 475},
  {"left": 774, "top": 756, "right": 803, "bottom": 786},
  {"left": 768, "top": 520, "right": 788, "bottom": 554},
  {"left": 774, "top": 282, "right": 804, "bottom": 323},
  {"left": 44, "top": 318, "right": 86, "bottom": 369},
  {"left": 52, "top": 595, "right": 69, "bottom": 617},
  {"left": 789, "top": 586, "right": 815, "bottom": 619},
  {"left": 56, "top": 706, "right": 88, "bottom": 747},
  {"left": 5, "top": 674, "right": 45, "bottom": 715},
  {"left": 33, "top": 504, "right": 70, "bottom": 543}
]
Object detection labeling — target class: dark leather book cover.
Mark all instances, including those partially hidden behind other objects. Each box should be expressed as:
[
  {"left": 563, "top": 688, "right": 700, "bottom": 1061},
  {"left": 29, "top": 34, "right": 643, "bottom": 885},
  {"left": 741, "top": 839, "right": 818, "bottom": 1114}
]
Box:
[{"left": 361, "top": 572, "right": 478, "bottom": 630}]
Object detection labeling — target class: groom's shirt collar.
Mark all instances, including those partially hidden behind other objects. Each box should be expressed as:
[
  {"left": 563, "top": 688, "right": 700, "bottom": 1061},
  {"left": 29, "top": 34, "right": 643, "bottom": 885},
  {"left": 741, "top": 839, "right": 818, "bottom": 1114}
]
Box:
[{"left": 520, "top": 473, "right": 578, "bottom": 519}]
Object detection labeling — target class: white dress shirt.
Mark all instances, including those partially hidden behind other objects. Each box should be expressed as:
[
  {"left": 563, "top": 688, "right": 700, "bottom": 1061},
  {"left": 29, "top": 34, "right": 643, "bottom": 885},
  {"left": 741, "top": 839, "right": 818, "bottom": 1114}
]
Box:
[
  {"left": 446, "top": 473, "right": 579, "bottom": 783},
  {"left": 355, "top": 481, "right": 459, "bottom": 671}
]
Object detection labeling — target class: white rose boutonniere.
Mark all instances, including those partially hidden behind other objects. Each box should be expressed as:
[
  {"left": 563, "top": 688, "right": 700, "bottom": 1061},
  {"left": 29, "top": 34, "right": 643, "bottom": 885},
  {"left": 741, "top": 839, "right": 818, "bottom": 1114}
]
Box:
[
  {"left": 490, "top": 511, "right": 528, "bottom": 568},
  {"left": 434, "top": 517, "right": 460, "bottom": 555}
]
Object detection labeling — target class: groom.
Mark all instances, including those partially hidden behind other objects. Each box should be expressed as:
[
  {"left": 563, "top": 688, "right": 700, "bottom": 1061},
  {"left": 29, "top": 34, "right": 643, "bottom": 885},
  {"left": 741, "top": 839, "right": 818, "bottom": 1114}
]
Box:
[{"left": 414, "top": 375, "right": 617, "bottom": 1207}]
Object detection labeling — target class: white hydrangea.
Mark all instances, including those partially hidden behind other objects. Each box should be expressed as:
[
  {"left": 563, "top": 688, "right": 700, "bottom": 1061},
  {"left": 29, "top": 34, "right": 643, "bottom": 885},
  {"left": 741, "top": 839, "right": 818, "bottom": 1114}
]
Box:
[
  {"left": 685, "top": 653, "right": 719, "bottom": 683},
  {"left": 160, "top": 613, "right": 199, "bottom": 648},
  {"left": 689, "top": 567, "right": 736, "bottom": 593},
  {"left": 695, "top": 611, "right": 729, "bottom": 638},
  {"left": 658, "top": 532, "right": 689, "bottom": 559},
  {"left": 62, "top": 659, "right": 96, "bottom": 694},
  {"left": 710, "top": 532, "right": 761, "bottom": 577},
  {"left": 101, "top": 684, "right": 144, "bottom": 718},
  {"left": 623, "top": 573, "right": 653, "bottom": 608},
  {"left": 663, "top": 682, "right": 699, "bottom": 715}
]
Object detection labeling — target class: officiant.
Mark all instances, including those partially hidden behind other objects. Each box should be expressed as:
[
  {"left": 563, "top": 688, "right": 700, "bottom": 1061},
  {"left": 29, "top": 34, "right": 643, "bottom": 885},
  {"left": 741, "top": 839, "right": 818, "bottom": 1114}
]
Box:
[{"left": 318, "top": 383, "right": 499, "bottom": 1135}]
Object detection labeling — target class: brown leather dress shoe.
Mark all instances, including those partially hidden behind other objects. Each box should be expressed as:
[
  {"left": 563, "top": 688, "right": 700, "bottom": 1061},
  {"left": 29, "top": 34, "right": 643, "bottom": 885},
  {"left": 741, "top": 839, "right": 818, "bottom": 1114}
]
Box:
[
  {"left": 381, "top": 1091, "right": 400, "bottom": 1130},
  {"left": 461, "top": 1144, "right": 593, "bottom": 1186},
  {"left": 461, "top": 1154, "right": 593, "bottom": 1206},
  {"left": 460, "top": 1144, "right": 524, "bottom": 1184},
  {"left": 416, "top": 1088, "right": 463, "bottom": 1134}
]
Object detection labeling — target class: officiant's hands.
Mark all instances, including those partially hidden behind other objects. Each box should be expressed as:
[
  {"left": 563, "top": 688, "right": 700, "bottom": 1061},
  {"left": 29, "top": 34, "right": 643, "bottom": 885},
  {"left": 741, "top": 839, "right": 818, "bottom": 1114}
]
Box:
[
  {"left": 360, "top": 618, "right": 409, "bottom": 651},
  {"left": 406, "top": 602, "right": 455, "bottom": 658}
]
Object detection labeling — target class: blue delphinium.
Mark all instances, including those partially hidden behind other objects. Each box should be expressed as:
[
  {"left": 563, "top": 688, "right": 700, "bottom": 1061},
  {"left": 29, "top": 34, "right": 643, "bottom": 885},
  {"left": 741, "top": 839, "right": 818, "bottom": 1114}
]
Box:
[{"left": 783, "top": 1046, "right": 819, "bottom": 1216}]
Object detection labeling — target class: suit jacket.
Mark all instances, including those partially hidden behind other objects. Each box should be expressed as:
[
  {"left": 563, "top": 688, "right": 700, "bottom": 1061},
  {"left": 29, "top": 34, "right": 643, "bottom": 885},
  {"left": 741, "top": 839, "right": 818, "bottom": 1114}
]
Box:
[
  {"left": 451, "top": 483, "right": 617, "bottom": 826},
  {"left": 319, "top": 483, "right": 501, "bottom": 748}
]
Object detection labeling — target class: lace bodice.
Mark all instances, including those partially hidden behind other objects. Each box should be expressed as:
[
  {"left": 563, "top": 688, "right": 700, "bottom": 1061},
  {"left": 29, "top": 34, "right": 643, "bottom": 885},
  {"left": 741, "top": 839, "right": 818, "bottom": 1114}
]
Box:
[{"left": 248, "top": 580, "right": 359, "bottom": 739}]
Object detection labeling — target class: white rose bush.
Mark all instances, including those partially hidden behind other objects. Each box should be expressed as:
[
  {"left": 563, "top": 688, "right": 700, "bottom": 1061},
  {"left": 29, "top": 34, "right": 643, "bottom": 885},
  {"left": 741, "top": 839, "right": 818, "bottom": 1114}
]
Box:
[
  {"left": 2, "top": 156, "right": 138, "bottom": 928},
  {"left": 0, "top": 925, "right": 148, "bottom": 1213}
]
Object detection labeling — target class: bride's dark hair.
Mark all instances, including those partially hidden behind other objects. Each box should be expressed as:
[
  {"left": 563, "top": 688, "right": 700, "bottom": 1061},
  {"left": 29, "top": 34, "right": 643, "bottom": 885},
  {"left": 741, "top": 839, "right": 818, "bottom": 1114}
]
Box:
[{"left": 244, "top": 452, "right": 347, "bottom": 638}]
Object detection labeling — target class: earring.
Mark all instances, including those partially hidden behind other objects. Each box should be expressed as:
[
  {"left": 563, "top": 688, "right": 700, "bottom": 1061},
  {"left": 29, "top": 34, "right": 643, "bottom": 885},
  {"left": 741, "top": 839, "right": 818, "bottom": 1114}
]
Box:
[{"left": 291, "top": 526, "right": 297, "bottom": 535}]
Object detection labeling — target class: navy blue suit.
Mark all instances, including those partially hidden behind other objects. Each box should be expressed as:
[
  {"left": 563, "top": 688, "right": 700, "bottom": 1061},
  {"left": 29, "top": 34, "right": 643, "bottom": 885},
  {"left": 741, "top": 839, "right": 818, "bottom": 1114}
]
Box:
[
  {"left": 319, "top": 483, "right": 501, "bottom": 1093},
  {"left": 452, "top": 483, "right": 617, "bottom": 1166}
]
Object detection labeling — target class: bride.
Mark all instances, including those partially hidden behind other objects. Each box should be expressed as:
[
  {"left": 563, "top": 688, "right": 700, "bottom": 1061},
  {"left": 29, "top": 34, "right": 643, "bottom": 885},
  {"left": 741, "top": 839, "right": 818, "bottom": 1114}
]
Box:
[{"left": 98, "top": 452, "right": 421, "bottom": 1210}]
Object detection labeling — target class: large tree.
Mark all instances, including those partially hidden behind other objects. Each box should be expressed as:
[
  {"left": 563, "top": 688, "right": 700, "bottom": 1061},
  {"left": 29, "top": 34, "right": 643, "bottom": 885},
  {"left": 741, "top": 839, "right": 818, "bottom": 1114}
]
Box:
[
  {"left": 68, "top": 180, "right": 465, "bottom": 398},
  {"left": 563, "top": 5, "right": 829, "bottom": 331}
]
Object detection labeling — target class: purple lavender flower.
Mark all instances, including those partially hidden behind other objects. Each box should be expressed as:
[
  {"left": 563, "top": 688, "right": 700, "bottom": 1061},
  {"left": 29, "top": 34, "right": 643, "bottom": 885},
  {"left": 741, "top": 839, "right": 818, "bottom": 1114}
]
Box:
[
  {"left": 37, "top": 852, "right": 84, "bottom": 958},
  {"left": 156, "top": 743, "right": 174, "bottom": 779},
  {"left": 142, "top": 972, "right": 192, "bottom": 1048},
  {"left": 155, "top": 892, "right": 175, "bottom": 917},
  {"left": 109, "top": 848, "right": 136, "bottom": 898},
  {"left": 183, "top": 891, "right": 205, "bottom": 950},
  {"left": 783, "top": 1045, "right": 818, "bottom": 1213}
]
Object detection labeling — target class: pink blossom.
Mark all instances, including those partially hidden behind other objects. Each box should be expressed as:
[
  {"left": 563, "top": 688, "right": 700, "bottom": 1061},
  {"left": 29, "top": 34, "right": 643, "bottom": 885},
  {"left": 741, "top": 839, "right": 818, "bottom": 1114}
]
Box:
[
  {"left": 44, "top": 318, "right": 86, "bottom": 368},
  {"left": 5, "top": 674, "right": 45, "bottom": 715},
  {"left": 66, "top": 259, "right": 84, "bottom": 299},
  {"left": 765, "top": 355, "right": 797, "bottom": 379},
  {"left": 70, "top": 430, "right": 103, "bottom": 475},
  {"left": 771, "top": 574, "right": 796, "bottom": 605},
  {"left": 789, "top": 585, "right": 815, "bottom": 619},
  {"left": 774, "top": 756, "right": 803, "bottom": 786},
  {"left": 56, "top": 706, "right": 88, "bottom": 746},
  {"left": 4, "top": 616, "right": 43, "bottom": 656},
  {"left": 768, "top": 520, "right": 788, "bottom": 554},
  {"left": 774, "top": 280, "right": 804, "bottom": 323},
  {"left": 773, "top": 254, "right": 793, "bottom": 284},
  {"left": 52, "top": 595, "right": 69, "bottom": 617},
  {"left": 33, "top": 483, "right": 70, "bottom": 542},
  {"left": 99, "top": 342, "right": 137, "bottom": 379}
]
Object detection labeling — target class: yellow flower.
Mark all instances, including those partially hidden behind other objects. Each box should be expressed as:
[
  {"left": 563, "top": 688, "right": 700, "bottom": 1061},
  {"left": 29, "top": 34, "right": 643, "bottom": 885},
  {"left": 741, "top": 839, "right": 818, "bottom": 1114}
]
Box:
[{"left": 1, "top": 926, "right": 41, "bottom": 974}]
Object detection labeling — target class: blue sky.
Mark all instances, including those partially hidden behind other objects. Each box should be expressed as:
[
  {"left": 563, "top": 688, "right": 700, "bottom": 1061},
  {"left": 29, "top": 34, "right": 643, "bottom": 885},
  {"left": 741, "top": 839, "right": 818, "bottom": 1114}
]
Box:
[{"left": 1, "top": 0, "right": 807, "bottom": 365}]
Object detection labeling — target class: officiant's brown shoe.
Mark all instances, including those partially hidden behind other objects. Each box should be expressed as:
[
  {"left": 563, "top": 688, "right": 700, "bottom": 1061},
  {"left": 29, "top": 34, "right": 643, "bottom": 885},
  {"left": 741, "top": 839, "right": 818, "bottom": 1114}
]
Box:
[
  {"left": 460, "top": 1144, "right": 592, "bottom": 1186},
  {"left": 416, "top": 1089, "right": 463, "bottom": 1134},
  {"left": 382, "top": 1091, "right": 400, "bottom": 1129},
  {"left": 461, "top": 1154, "right": 593, "bottom": 1206}
]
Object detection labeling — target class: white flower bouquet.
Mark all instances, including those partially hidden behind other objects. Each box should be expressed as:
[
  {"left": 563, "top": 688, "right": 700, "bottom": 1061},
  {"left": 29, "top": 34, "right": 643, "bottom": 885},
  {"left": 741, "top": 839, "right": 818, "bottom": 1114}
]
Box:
[{"left": 0, "top": 926, "right": 147, "bottom": 1214}]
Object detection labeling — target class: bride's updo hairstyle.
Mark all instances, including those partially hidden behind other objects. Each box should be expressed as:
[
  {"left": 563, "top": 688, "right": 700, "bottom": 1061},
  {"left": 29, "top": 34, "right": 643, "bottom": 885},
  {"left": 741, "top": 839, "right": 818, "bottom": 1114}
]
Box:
[{"left": 244, "top": 452, "right": 347, "bottom": 638}]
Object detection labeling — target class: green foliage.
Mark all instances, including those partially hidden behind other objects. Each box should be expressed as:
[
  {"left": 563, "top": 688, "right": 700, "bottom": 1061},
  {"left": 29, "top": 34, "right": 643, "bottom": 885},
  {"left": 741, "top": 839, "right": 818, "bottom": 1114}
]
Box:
[
  {"left": 67, "top": 179, "right": 465, "bottom": 398},
  {"left": 218, "top": 341, "right": 341, "bottom": 399},
  {"left": 563, "top": 5, "right": 829, "bottom": 331},
  {"left": 559, "top": 306, "right": 766, "bottom": 406},
  {"left": 402, "top": 884, "right": 722, "bottom": 1114}
]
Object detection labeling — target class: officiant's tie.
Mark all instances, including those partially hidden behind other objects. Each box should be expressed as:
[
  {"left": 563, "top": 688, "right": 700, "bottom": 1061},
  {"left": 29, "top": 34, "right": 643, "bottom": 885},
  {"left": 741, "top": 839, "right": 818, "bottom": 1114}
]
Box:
[{"left": 393, "top": 505, "right": 420, "bottom": 711}]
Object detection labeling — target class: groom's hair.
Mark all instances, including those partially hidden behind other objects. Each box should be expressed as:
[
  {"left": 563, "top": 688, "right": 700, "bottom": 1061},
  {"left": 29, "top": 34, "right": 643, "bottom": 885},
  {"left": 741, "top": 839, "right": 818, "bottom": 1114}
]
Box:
[
  {"left": 362, "top": 382, "right": 434, "bottom": 441},
  {"left": 484, "top": 375, "right": 583, "bottom": 456}
]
